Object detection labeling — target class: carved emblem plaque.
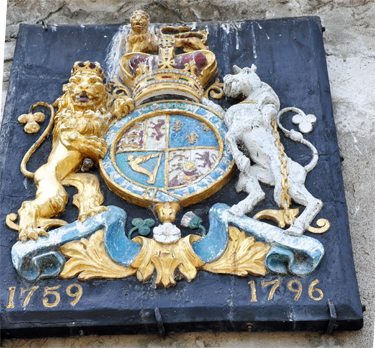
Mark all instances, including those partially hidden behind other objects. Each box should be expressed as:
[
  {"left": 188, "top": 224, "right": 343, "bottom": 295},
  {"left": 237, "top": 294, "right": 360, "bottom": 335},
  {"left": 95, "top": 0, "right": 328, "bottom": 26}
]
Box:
[{"left": 0, "top": 15, "right": 363, "bottom": 338}]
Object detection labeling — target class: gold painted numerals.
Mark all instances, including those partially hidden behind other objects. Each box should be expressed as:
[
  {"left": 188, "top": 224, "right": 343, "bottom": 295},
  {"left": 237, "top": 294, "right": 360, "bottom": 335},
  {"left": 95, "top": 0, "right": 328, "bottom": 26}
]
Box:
[
  {"left": 287, "top": 280, "right": 302, "bottom": 301},
  {"left": 66, "top": 284, "right": 83, "bottom": 306},
  {"left": 262, "top": 279, "right": 281, "bottom": 301},
  {"left": 6, "top": 287, "right": 16, "bottom": 308},
  {"left": 308, "top": 279, "right": 324, "bottom": 301},
  {"left": 248, "top": 279, "right": 323, "bottom": 302},
  {"left": 43, "top": 285, "right": 61, "bottom": 308},
  {"left": 5, "top": 284, "right": 83, "bottom": 309},
  {"left": 248, "top": 280, "right": 257, "bottom": 302},
  {"left": 21, "top": 286, "right": 39, "bottom": 307}
]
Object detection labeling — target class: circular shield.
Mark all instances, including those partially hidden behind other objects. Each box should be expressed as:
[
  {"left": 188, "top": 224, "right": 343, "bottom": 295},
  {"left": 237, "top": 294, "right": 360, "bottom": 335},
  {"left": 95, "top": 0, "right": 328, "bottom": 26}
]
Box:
[{"left": 100, "top": 100, "right": 234, "bottom": 208}]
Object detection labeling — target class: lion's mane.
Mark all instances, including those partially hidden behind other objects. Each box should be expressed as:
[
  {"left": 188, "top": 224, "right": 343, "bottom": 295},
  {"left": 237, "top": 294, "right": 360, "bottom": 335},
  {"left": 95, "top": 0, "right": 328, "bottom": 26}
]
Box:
[{"left": 52, "top": 86, "right": 114, "bottom": 143}]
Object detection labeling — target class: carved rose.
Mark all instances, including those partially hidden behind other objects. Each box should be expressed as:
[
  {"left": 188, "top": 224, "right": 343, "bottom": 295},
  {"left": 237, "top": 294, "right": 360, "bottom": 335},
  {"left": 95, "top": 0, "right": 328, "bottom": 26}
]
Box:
[{"left": 153, "top": 223, "right": 181, "bottom": 244}]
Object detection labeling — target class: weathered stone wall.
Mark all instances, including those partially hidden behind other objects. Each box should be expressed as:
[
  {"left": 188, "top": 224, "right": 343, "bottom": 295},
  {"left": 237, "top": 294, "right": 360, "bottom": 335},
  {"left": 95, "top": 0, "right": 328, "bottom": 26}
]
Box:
[{"left": 2, "top": 1, "right": 375, "bottom": 347}]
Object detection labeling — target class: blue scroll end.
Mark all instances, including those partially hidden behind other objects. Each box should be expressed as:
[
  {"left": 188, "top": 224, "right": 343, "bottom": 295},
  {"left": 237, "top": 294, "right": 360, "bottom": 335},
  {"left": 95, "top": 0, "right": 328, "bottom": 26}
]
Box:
[
  {"left": 14, "top": 250, "right": 65, "bottom": 282},
  {"left": 11, "top": 205, "right": 141, "bottom": 282},
  {"left": 266, "top": 246, "right": 319, "bottom": 276},
  {"left": 265, "top": 246, "right": 293, "bottom": 275}
]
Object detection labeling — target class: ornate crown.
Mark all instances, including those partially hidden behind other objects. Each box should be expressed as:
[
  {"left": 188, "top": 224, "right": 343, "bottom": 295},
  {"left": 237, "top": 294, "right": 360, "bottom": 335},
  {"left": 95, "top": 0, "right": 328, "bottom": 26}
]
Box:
[
  {"left": 71, "top": 61, "right": 105, "bottom": 80},
  {"left": 119, "top": 27, "right": 218, "bottom": 106}
]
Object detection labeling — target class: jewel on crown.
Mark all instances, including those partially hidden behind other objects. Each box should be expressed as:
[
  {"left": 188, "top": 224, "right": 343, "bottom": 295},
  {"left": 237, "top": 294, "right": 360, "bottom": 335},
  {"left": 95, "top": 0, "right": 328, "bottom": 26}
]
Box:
[{"left": 71, "top": 60, "right": 105, "bottom": 80}]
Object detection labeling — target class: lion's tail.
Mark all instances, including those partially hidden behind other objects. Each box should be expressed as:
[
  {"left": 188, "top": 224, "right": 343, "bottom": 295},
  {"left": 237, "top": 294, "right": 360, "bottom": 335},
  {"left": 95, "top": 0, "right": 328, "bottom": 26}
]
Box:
[
  {"left": 276, "top": 107, "right": 319, "bottom": 173},
  {"left": 20, "top": 102, "right": 55, "bottom": 179}
]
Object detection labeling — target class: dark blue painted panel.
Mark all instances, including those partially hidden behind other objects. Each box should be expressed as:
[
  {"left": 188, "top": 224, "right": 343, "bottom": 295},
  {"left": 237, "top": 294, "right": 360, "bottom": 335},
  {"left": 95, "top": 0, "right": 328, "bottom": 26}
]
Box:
[{"left": 0, "top": 18, "right": 362, "bottom": 338}]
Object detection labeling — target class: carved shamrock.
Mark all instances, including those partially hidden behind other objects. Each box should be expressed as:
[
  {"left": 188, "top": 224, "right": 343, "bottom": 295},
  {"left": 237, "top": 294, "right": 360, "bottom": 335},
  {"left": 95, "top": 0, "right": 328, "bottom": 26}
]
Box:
[
  {"left": 292, "top": 113, "right": 317, "bottom": 134},
  {"left": 18, "top": 111, "right": 45, "bottom": 134},
  {"left": 128, "top": 218, "right": 155, "bottom": 239}
]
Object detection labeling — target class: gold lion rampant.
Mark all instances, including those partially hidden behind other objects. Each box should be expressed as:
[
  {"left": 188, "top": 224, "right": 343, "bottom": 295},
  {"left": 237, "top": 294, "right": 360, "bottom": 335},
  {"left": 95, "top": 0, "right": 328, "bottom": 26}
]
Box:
[{"left": 6, "top": 61, "right": 134, "bottom": 242}]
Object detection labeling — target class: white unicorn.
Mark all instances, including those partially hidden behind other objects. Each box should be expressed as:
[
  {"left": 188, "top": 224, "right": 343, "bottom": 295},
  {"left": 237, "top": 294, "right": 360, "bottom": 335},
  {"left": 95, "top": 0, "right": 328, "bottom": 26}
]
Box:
[{"left": 202, "top": 64, "right": 323, "bottom": 237}]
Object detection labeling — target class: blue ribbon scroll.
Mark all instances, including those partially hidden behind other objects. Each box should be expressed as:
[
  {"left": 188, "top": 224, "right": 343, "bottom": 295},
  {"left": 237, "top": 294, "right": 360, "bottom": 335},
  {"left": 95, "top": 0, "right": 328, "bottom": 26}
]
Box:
[
  {"left": 11, "top": 206, "right": 141, "bottom": 282},
  {"left": 12, "top": 203, "right": 324, "bottom": 282},
  {"left": 192, "top": 203, "right": 324, "bottom": 276}
]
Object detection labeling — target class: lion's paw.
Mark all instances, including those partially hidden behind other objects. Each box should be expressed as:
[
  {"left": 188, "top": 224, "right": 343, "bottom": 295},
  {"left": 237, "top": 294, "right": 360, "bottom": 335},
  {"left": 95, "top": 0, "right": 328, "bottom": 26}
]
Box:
[
  {"left": 19, "top": 226, "right": 48, "bottom": 243},
  {"left": 113, "top": 97, "right": 135, "bottom": 119},
  {"left": 78, "top": 206, "right": 109, "bottom": 222}
]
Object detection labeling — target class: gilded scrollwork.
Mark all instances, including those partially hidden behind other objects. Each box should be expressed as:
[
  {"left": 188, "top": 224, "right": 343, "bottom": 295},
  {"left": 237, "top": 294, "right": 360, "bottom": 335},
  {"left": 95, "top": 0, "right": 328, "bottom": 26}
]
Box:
[
  {"left": 60, "top": 230, "right": 137, "bottom": 281},
  {"left": 202, "top": 227, "right": 270, "bottom": 277},
  {"left": 203, "top": 77, "right": 224, "bottom": 100},
  {"left": 60, "top": 226, "right": 271, "bottom": 287},
  {"left": 131, "top": 234, "right": 203, "bottom": 288}
]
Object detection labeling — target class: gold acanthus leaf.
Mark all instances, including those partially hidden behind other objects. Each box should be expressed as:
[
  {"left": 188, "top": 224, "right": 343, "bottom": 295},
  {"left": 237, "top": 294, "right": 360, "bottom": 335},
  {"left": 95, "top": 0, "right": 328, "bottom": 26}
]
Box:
[
  {"left": 59, "top": 227, "right": 270, "bottom": 286},
  {"left": 131, "top": 234, "right": 204, "bottom": 288},
  {"left": 202, "top": 227, "right": 271, "bottom": 277},
  {"left": 60, "top": 229, "right": 137, "bottom": 281}
]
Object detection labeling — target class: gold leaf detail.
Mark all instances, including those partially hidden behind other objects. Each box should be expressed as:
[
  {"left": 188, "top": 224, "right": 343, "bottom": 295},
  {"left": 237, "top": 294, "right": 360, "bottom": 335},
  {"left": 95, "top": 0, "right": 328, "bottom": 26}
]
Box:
[
  {"left": 59, "top": 227, "right": 269, "bottom": 285},
  {"left": 202, "top": 227, "right": 270, "bottom": 277},
  {"left": 307, "top": 218, "right": 330, "bottom": 233},
  {"left": 131, "top": 235, "right": 204, "bottom": 288},
  {"left": 152, "top": 253, "right": 181, "bottom": 288},
  {"left": 60, "top": 230, "right": 136, "bottom": 281},
  {"left": 253, "top": 208, "right": 299, "bottom": 228},
  {"left": 204, "top": 77, "right": 224, "bottom": 100}
]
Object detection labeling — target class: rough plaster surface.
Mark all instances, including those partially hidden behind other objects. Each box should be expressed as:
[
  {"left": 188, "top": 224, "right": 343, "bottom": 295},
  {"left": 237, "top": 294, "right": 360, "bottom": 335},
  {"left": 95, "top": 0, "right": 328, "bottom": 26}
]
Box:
[{"left": 2, "top": 0, "right": 375, "bottom": 347}]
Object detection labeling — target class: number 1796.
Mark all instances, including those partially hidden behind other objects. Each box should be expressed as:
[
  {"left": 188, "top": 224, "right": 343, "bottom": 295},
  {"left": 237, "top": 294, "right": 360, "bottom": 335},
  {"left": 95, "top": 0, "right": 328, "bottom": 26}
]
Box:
[{"left": 248, "top": 279, "right": 324, "bottom": 302}]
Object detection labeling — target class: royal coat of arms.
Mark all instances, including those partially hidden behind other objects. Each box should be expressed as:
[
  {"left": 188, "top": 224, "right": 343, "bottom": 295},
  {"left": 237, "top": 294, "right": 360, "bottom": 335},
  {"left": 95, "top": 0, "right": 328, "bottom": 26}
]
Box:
[{"left": 1, "top": 12, "right": 362, "bottom": 336}]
